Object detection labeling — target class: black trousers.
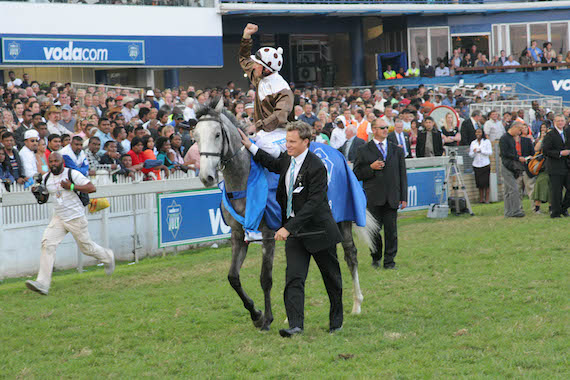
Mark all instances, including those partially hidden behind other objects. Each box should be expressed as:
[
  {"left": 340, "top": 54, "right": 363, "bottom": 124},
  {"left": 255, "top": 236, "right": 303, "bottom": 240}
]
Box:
[
  {"left": 283, "top": 237, "right": 343, "bottom": 330},
  {"left": 549, "top": 173, "right": 570, "bottom": 216},
  {"left": 368, "top": 203, "right": 398, "bottom": 268}
]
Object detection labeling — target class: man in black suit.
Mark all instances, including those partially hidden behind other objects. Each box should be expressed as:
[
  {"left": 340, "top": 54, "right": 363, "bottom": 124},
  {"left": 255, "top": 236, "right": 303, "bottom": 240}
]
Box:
[
  {"left": 353, "top": 118, "right": 408, "bottom": 270},
  {"left": 238, "top": 122, "right": 343, "bottom": 337},
  {"left": 460, "top": 110, "right": 481, "bottom": 146},
  {"left": 541, "top": 114, "right": 570, "bottom": 217},
  {"left": 340, "top": 126, "right": 365, "bottom": 163},
  {"left": 387, "top": 120, "right": 412, "bottom": 158}
]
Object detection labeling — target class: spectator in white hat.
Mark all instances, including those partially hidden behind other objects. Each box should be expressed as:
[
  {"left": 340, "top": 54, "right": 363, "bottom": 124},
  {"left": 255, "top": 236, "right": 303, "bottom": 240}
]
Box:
[
  {"left": 121, "top": 97, "right": 137, "bottom": 123},
  {"left": 19, "top": 129, "right": 40, "bottom": 178},
  {"left": 146, "top": 90, "right": 159, "bottom": 109}
]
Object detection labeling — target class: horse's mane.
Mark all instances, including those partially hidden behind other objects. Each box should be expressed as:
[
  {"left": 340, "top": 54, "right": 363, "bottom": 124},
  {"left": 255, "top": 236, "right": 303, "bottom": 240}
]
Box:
[{"left": 194, "top": 97, "right": 246, "bottom": 132}]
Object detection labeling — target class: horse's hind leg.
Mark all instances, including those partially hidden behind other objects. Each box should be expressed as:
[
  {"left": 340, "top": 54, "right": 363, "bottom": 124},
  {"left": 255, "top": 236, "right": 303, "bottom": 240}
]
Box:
[
  {"left": 227, "top": 230, "right": 263, "bottom": 328},
  {"left": 339, "top": 221, "right": 363, "bottom": 314},
  {"left": 259, "top": 228, "right": 275, "bottom": 331}
]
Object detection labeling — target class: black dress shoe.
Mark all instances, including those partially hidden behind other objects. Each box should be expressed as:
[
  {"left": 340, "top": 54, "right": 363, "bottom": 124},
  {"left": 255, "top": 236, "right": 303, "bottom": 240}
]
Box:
[
  {"left": 279, "top": 327, "right": 303, "bottom": 338},
  {"left": 371, "top": 260, "right": 381, "bottom": 269}
]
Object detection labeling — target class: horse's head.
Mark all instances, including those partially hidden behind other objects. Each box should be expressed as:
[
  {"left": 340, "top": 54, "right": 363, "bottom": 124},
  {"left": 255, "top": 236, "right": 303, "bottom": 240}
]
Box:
[{"left": 194, "top": 97, "right": 243, "bottom": 188}]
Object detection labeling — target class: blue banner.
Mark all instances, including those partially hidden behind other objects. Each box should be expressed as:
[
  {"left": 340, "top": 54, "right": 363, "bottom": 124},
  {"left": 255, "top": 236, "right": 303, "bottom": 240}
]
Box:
[
  {"left": 2, "top": 38, "right": 145, "bottom": 64},
  {"left": 158, "top": 189, "right": 231, "bottom": 248},
  {"left": 375, "top": 70, "right": 570, "bottom": 102},
  {"left": 403, "top": 167, "right": 446, "bottom": 211}
]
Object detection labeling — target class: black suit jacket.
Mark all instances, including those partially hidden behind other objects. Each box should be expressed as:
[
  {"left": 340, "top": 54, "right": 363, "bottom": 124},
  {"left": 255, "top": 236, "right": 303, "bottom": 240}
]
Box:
[
  {"left": 542, "top": 128, "right": 570, "bottom": 175},
  {"left": 520, "top": 136, "right": 535, "bottom": 157},
  {"left": 416, "top": 130, "right": 444, "bottom": 157},
  {"left": 460, "top": 119, "right": 477, "bottom": 146},
  {"left": 341, "top": 137, "right": 366, "bottom": 162},
  {"left": 387, "top": 131, "right": 412, "bottom": 158},
  {"left": 253, "top": 148, "right": 342, "bottom": 252},
  {"left": 353, "top": 140, "right": 408, "bottom": 209}
]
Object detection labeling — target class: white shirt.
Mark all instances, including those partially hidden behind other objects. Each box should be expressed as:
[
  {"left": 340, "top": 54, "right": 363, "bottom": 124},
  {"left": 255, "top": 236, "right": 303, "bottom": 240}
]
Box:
[
  {"left": 19, "top": 146, "right": 38, "bottom": 178},
  {"left": 7, "top": 78, "right": 23, "bottom": 88},
  {"left": 183, "top": 106, "right": 196, "bottom": 122},
  {"left": 121, "top": 139, "right": 131, "bottom": 153},
  {"left": 47, "top": 121, "right": 68, "bottom": 136},
  {"left": 253, "top": 129, "right": 287, "bottom": 158},
  {"left": 504, "top": 60, "right": 520, "bottom": 73},
  {"left": 44, "top": 168, "right": 90, "bottom": 221},
  {"left": 468, "top": 139, "right": 492, "bottom": 168},
  {"left": 122, "top": 106, "right": 138, "bottom": 122},
  {"left": 284, "top": 148, "right": 308, "bottom": 217},
  {"left": 483, "top": 119, "right": 505, "bottom": 141},
  {"left": 435, "top": 66, "right": 450, "bottom": 77},
  {"left": 60, "top": 144, "right": 88, "bottom": 170},
  {"left": 330, "top": 127, "right": 347, "bottom": 149}
]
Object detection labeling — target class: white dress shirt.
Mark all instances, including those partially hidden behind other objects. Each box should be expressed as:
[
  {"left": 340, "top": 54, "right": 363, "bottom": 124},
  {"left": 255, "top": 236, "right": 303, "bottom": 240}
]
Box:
[{"left": 468, "top": 138, "right": 492, "bottom": 168}]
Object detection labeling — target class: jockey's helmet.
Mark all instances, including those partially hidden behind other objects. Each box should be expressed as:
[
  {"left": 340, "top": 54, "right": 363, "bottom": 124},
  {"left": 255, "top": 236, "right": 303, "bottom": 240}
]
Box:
[{"left": 251, "top": 47, "right": 284, "bottom": 73}]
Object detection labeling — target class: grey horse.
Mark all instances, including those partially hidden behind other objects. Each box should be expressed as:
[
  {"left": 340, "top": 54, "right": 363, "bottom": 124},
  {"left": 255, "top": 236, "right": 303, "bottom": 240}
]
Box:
[{"left": 193, "top": 98, "right": 373, "bottom": 331}]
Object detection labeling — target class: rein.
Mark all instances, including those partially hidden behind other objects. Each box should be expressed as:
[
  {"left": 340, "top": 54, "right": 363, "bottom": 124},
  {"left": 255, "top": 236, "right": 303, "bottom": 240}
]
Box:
[{"left": 198, "top": 115, "right": 245, "bottom": 171}]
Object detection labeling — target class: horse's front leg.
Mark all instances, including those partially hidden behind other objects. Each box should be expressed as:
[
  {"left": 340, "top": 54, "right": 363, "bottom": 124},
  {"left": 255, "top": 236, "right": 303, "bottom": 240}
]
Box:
[
  {"left": 339, "top": 221, "right": 363, "bottom": 314},
  {"left": 259, "top": 228, "right": 275, "bottom": 331},
  {"left": 227, "top": 229, "right": 263, "bottom": 328}
]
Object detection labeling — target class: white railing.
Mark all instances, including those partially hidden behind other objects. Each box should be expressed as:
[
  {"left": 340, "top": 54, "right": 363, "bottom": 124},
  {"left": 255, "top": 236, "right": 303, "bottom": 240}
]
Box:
[{"left": 0, "top": 171, "right": 209, "bottom": 280}]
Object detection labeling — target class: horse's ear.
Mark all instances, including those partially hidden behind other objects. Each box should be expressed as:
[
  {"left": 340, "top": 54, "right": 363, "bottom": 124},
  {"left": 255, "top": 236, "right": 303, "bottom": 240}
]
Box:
[{"left": 214, "top": 97, "right": 224, "bottom": 113}]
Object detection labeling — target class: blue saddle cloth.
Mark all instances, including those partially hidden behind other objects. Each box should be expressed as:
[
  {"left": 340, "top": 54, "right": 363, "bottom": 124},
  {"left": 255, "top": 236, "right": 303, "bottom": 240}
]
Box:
[{"left": 220, "top": 143, "right": 367, "bottom": 233}]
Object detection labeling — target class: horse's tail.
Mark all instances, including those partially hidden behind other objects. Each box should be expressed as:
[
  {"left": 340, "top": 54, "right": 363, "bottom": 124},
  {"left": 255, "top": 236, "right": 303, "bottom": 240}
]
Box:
[{"left": 356, "top": 209, "right": 380, "bottom": 253}]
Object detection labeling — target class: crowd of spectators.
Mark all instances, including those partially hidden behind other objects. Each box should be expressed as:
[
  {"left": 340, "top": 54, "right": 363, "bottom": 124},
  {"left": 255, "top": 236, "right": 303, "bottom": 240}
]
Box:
[
  {"left": 384, "top": 41, "right": 570, "bottom": 79},
  {"left": 2, "top": 70, "right": 569, "bottom": 216}
]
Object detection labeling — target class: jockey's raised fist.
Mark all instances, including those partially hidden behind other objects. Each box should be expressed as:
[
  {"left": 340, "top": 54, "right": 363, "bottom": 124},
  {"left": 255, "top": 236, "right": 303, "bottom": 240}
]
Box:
[{"left": 243, "top": 23, "right": 258, "bottom": 39}]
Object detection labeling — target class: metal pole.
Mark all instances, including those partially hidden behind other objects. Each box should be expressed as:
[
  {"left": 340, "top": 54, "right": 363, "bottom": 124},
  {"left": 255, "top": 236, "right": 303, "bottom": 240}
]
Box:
[{"left": 132, "top": 194, "right": 139, "bottom": 263}]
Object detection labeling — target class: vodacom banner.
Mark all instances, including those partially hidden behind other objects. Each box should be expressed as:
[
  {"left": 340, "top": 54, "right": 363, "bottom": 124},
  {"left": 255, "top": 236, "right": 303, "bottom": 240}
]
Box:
[{"left": 3, "top": 38, "right": 145, "bottom": 65}]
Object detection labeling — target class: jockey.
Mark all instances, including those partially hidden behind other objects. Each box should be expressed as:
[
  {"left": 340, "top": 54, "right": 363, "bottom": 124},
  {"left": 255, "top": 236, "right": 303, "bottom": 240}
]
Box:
[{"left": 240, "top": 23, "right": 293, "bottom": 158}]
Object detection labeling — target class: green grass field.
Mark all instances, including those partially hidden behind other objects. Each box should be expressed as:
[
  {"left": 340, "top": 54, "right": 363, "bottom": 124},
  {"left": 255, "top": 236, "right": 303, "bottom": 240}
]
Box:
[{"left": 1, "top": 201, "right": 568, "bottom": 379}]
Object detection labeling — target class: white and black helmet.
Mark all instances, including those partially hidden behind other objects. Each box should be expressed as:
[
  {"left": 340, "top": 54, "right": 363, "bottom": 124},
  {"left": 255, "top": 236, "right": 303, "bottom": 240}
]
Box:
[{"left": 251, "top": 46, "right": 284, "bottom": 73}]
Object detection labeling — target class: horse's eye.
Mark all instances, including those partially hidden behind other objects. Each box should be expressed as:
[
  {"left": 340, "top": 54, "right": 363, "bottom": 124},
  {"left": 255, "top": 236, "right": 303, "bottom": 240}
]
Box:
[{"left": 215, "top": 133, "right": 221, "bottom": 138}]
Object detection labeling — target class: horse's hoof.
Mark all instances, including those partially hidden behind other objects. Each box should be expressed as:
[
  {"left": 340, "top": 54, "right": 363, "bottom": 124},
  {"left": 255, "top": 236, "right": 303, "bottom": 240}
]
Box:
[{"left": 252, "top": 310, "right": 264, "bottom": 328}]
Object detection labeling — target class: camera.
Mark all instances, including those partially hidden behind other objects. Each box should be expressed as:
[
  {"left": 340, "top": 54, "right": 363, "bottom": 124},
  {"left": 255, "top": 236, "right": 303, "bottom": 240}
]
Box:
[{"left": 31, "top": 173, "right": 49, "bottom": 204}]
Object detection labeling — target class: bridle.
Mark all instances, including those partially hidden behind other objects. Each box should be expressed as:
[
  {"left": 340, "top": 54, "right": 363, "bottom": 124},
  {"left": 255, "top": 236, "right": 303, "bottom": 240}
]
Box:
[{"left": 197, "top": 114, "right": 245, "bottom": 171}]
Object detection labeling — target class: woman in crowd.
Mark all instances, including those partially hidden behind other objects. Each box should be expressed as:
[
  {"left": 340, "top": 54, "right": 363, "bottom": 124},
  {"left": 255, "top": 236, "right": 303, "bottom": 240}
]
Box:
[
  {"left": 416, "top": 116, "right": 443, "bottom": 157},
  {"left": 441, "top": 112, "right": 461, "bottom": 146},
  {"left": 156, "top": 136, "right": 176, "bottom": 171},
  {"left": 556, "top": 54, "right": 567, "bottom": 69},
  {"left": 521, "top": 124, "right": 534, "bottom": 144},
  {"left": 141, "top": 135, "right": 168, "bottom": 179},
  {"left": 531, "top": 123, "right": 551, "bottom": 214},
  {"left": 88, "top": 113, "right": 99, "bottom": 127},
  {"left": 77, "top": 106, "right": 88, "bottom": 120},
  {"left": 35, "top": 139, "right": 49, "bottom": 175},
  {"left": 2, "top": 109, "right": 17, "bottom": 132},
  {"left": 169, "top": 133, "right": 185, "bottom": 165},
  {"left": 73, "top": 118, "right": 88, "bottom": 139},
  {"left": 468, "top": 128, "right": 493, "bottom": 203},
  {"left": 409, "top": 119, "right": 419, "bottom": 158}
]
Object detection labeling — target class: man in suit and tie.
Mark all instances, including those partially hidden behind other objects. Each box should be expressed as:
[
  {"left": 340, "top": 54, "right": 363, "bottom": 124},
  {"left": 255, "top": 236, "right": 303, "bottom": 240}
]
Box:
[
  {"left": 353, "top": 118, "right": 407, "bottom": 270},
  {"left": 238, "top": 121, "right": 344, "bottom": 337},
  {"left": 340, "top": 126, "right": 365, "bottom": 163},
  {"left": 387, "top": 120, "right": 412, "bottom": 158},
  {"left": 460, "top": 110, "right": 481, "bottom": 146},
  {"left": 541, "top": 114, "right": 570, "bottom": 218}
]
